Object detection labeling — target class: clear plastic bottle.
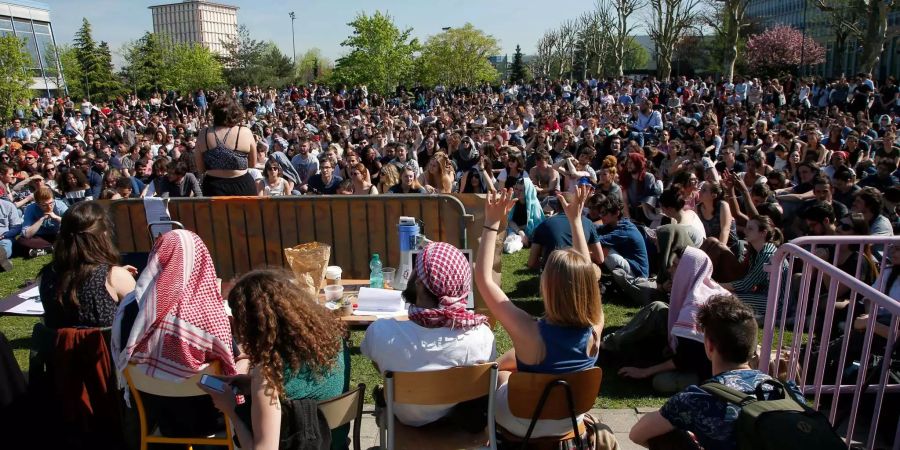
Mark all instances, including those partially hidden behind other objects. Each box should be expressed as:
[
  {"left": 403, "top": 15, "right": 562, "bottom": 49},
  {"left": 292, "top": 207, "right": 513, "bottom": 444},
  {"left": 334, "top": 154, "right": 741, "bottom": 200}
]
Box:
[{"left": 369, "top": 253, "right": 383, "bottom": 288}]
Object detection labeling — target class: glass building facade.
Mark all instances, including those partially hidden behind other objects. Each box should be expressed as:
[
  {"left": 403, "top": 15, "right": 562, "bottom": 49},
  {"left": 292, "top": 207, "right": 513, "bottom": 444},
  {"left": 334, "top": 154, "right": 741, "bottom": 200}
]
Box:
[{"left": 0, "top": 1, "right": 62, "bottom": 95}]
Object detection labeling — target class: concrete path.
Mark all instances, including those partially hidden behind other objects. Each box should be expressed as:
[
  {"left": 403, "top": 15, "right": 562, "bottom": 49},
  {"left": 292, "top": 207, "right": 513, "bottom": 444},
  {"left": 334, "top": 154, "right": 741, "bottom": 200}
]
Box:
[{"left": 355, "top": 406, "right": 648, "bottom": 449}]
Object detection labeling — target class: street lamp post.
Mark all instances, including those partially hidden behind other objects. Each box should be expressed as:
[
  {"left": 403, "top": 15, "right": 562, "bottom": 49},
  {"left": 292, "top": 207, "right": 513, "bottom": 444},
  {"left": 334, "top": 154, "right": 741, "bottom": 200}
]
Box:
[{"left": 289, "top": 12, "right": 297, "bottom": 66}]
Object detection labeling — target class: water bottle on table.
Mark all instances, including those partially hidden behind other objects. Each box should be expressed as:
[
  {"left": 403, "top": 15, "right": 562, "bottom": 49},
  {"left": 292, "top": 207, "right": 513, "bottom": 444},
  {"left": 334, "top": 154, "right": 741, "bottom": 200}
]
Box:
[{"left": 369, "top": 254, "right": 383, "bottom": 288}]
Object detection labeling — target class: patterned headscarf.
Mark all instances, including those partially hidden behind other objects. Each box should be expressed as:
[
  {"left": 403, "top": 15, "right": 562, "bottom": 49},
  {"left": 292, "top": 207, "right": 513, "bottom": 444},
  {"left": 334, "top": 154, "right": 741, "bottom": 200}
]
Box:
[
  {"left": 112, "top": 230, "right": 236, "bottom": 382},
  {"left": 407, "top": 242, "right": 488, "bottom": 330}
]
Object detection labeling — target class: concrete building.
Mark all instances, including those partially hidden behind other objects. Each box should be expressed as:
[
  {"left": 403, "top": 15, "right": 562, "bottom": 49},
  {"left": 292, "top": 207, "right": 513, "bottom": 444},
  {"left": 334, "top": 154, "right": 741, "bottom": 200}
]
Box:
[
  {"left": 745, "top": 0, "right": 900, "bottom": 80},
  {"left": 0, "top": 0, "right": 63, "bottom": 95},
  {"left": 149, "top": 0, "right": 238, "bottom": 56}
]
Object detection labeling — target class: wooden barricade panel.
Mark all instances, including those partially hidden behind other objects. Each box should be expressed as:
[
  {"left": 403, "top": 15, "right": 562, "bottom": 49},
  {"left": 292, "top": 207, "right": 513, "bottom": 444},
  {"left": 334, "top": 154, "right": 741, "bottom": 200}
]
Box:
[{"left": 104, "top": 196, "right": 474, "bottom": 284}]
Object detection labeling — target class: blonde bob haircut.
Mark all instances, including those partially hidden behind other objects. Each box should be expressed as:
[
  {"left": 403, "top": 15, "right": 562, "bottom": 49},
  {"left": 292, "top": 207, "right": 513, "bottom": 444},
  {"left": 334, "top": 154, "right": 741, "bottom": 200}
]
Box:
[{"left": 540, "top": 248, "right": 603, "bottom": 327}]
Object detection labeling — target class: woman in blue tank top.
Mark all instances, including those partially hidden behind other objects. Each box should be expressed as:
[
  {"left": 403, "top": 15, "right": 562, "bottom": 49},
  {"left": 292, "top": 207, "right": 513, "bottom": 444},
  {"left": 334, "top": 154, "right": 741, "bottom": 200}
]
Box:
[{"left": 476, "top": 185, "right": 605, "bottom": 438}]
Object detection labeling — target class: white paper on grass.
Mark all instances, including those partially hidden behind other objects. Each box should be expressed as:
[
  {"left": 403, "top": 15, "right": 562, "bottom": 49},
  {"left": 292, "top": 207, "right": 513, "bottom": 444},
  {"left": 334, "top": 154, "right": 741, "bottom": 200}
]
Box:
[
  {"left": 18, "top": 285, "right": 40, "bottom": 299},
  {"left": 354, "top": 287, "right": 406, "bottom": 316},
  {"left": 6, "top": 297, "right": 43, "bottom": 315}
]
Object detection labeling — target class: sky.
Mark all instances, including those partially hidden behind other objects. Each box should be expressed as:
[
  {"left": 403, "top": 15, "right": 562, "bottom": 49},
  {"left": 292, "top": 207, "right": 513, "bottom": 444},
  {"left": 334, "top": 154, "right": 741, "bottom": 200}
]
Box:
[{"left": 42, "top": 0, "right": 608, "bottom": 67}]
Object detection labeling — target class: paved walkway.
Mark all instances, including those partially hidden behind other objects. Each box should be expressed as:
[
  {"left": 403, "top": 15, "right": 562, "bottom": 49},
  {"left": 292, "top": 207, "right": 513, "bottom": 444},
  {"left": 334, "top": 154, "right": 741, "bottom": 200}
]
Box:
[{"left": 355, "top": 406, "right": 649, "bottom": 449}]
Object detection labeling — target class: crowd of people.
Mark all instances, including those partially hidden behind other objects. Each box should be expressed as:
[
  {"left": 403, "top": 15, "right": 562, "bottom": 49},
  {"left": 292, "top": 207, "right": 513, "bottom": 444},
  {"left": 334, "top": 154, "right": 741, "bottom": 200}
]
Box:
[{"left": 1, "top": 71, "right": 899, "bottom": 449}]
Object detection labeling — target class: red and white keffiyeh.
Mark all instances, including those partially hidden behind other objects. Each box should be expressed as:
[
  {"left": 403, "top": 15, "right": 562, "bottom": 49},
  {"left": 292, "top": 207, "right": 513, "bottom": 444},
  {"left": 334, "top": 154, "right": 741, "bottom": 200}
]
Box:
[
  {"left": 407, "top": 242, "right": 488, "bottom": 330},
  {"left": 112, "top": 229, "right": 236, "bottom": 382}
]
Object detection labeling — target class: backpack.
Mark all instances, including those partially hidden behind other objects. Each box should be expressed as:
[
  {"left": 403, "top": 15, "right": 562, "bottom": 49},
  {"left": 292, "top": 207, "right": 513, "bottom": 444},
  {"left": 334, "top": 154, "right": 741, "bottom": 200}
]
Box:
[{"left": 701, "top": 379, "right": 846, "bottom": 450}]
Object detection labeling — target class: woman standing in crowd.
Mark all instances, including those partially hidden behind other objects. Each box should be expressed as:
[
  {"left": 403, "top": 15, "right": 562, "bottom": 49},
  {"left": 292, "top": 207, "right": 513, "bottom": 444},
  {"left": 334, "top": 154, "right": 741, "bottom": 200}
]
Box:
[
  {"left": 389, "top": 166, "right": 427, "bottom": 194},
  {"left": 504, "top": 178, "right": 545, "bottom": 253},
  {"left": 194, "top": 96, "right": 258, "bottom": 196},
  {"left": 39, "top": 201, "right": 135, "bottom": 329},
  {"left": 697, "top": 180, "right": 738, "bottom": 252},
  {"left": 476, "top": 186, "right": 604, "bottom": 438},
  {"left": 378, "top": 164, "right": 400, "bottom": 194},
  {"left": 60, "top": 168, "right": 92, "bottom": 205},
  {"left": 201, "top": 269, "right": 350, "bottom": 449}
]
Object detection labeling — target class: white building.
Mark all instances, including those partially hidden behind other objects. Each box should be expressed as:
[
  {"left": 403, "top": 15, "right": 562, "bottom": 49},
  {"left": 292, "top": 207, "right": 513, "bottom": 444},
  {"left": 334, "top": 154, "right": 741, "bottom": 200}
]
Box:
[
  {"left": 0, "top": 0, "right": 63, "bottom": 95},
  {"left": 149, "top": 0, "right": 238, "bottom": 56}
]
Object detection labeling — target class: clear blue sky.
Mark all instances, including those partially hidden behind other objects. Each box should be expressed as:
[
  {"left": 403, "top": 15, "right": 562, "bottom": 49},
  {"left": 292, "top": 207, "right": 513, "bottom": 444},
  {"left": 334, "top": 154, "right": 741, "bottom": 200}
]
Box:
[{"left": 42, "top": 0, "right": 605, "bottom": 66}]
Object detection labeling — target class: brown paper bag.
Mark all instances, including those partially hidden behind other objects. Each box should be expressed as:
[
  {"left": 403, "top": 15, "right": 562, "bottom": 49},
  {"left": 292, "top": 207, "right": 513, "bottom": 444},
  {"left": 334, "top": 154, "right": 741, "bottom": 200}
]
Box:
[{"left": 284, "top": 242, "right": 331, "bottom": 297}]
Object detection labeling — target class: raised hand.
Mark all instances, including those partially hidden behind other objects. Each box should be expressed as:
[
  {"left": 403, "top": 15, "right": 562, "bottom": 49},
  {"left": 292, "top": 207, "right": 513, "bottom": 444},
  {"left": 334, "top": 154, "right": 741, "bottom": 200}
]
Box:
[
  {"left": 557, "top": 184, "right": 593, "bottom": 222},
  {"left": 484, "top": 188, "right": 517, "bottom": 229}
]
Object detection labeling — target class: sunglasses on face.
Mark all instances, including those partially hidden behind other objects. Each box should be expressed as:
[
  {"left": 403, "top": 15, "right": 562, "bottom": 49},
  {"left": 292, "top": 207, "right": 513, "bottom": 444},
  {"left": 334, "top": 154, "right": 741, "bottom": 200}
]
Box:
[{"left": 267, "top": 167, "right": 279, "bottom": 172}]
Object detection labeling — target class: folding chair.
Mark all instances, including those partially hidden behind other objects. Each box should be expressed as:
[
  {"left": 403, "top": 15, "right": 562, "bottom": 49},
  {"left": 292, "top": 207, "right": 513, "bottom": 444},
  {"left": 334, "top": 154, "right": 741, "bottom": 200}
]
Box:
[
  {"left": 500, "top": 367, "right": 603, "bottom": 450},
  {"left": 318, "top": 383, "right": 367, "bottom": 450},
  {"left": 123, "top": 363, "right": 234, "bottom": 450},
  {"left": 381, "top": 363, "right": 499, "bottom": 450}
]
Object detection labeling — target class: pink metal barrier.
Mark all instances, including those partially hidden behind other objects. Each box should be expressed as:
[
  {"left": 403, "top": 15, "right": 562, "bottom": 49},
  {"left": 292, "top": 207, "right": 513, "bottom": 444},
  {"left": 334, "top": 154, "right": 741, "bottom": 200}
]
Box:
[{"left": 761, "top": 236, "right": 900, "bottom": 449}]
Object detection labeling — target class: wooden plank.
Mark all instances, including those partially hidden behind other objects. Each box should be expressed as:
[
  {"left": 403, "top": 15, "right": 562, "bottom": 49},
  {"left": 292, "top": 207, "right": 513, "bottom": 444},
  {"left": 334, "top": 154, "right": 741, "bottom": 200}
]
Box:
[
  {"left": 244, "top": 199, "right": 268, "bottom": 270},
  {"left": 109, "top": 202, "right": 136, "bottom": 252},
  {"left": 366, "top": 200, "right": 387, "bottom": 270},
  {"left": 192, "top": 201, "right": 215, "bottom": 250},
  {"left": 208, "top": 200, "right": 235, "bottom": 282},
  {"left": 129, "top": 201, "right": 152, "bottom": 252},
  {"left": 347, "top": 199, "right": 371, "bottom": 278},
  {"left": 297, "top": 201, "right": 316, "bottom": 245},
  {"left": 440, "top": 198, "right": 463, "bottom": 251},
  {"left": 383, "top": 198, "right": 403, "bottom": 269},
  {"left": 259, "top": 199, "right": 284, "bottom": 268},
  {"left": 173, "top": 200, "right": 196, "bottom": 233},
  {"left": 421, "top": 197, "right": 442, "bottom": 247},
  {"left": 330, "top": 200, "right": 353, "bottom": 275},
  {"left": 228, "top": 201, "right": 252, "bottom": 278},
  {"left": 312, "top": 198, "right": 335, "bottom": 265},
  {"left": 278, "top": 200, "right": 299, "bottom": 249}
]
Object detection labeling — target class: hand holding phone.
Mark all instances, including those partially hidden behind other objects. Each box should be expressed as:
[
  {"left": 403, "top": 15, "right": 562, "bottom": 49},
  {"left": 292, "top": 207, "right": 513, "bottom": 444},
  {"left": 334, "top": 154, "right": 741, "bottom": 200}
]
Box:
[{"left": 200, "top": 374, "right": 235, "bottom": 394}]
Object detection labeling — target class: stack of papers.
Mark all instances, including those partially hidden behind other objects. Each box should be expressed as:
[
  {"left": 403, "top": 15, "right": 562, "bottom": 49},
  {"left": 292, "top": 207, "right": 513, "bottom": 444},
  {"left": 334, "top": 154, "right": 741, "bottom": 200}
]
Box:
[
  {"left": 354, "top": 287, "right": 406, "bottom": 317},
  {"left": 6, "top": 285, "right": 43, "bottom": 315}
]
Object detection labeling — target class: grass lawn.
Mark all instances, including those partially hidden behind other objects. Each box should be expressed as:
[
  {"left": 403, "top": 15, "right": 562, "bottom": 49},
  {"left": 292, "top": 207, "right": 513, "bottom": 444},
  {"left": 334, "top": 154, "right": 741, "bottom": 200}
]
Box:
[{"left": 0, "top": 251, "right": 668, "bottom": 409}]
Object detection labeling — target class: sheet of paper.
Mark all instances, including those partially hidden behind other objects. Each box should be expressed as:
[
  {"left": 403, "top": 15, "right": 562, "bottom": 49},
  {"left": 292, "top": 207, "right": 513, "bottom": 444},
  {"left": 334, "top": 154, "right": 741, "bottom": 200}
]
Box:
[
  {"left": 143, "top": 197, "right": 172, "bottom": 238},
  {"left": 352, "top": 308, "right": 406, "bottom": 317},
  {"left": 356, "top": 287, "right": 405, "bottom": 313},
  {"left": 18, "top": 285, "right": 40, "bottom": 299},
  {"left": 5, "top": 297, "right": 44, "bottom": 315}
]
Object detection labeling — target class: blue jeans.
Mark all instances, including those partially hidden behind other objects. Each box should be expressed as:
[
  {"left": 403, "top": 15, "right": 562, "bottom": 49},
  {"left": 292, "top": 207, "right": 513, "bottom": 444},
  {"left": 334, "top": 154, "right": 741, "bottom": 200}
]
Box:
[{"left": 0, "top": 238, "right": 12, "bottom": 258}]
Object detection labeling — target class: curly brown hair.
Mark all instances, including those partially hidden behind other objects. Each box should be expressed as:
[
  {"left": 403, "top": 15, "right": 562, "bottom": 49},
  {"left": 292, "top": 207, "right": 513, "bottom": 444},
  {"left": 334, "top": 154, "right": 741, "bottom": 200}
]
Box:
[{"left": 227, "top": 269, "right": 344, "bottom": 396}]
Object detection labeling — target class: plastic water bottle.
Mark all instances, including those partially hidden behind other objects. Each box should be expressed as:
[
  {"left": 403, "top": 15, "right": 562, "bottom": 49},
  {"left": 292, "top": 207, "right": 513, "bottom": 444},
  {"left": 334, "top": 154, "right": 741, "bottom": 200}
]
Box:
[{"left": 369, "top": 254, "right": 383, "bottom": 288}]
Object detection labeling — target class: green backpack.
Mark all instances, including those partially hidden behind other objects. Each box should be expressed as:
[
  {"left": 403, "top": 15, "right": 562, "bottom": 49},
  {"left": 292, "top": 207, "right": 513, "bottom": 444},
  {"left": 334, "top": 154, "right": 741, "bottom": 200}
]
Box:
[{"left": 701, "top": 379, "right": 846, "bottom": 450}]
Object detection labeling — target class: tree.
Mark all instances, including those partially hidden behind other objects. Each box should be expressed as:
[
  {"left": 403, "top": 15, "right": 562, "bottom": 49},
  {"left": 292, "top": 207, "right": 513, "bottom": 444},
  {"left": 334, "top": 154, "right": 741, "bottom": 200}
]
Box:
[
  {"left": 703, "top": 0, "right": 751, "bottom": 82},
  {"left": 0, "top": 34, "right": 34, "bottom": 119},
  {"left": 647, "top": 0, "right": 702, "bottom": 81},
  {"left": 259, "top": 43, "right": 294, "bottom": 85},
  {"left": 745, "top": 25, "right": 826, "bottom": 76},
  {"left": 72, "top": 18, "right": 121, "bottom": 101},
  {"left": 57, "top": 45, "right": 83, "bottom": 99},
  {"left": 601, "top": 0, "right": 645, "bottom": 77},
  {"left": 815, "top": 0, "right": 897, "bottom": 76},
  {"left": 604, "top": 37, "right": 650, "bottom": 72},
  {"left": 509, "top": 44, "right": 528, "bottom": 83},
  {"left": 815, "top": 0, "right": 860, "bottom": 77},
  {"left": 331, "top": 11, "right": 419, "bottom": 94},
  {"left": 577, "top": 8, "right": 614, "bottom": 78},
  {"left": 169, "top": 43, "right": 224, "bottom": 92},
  {"left": 533, "top": 29, "right": 559, "bottom": 78},
  {"left": 121, "top": 32, "right": 169, "bottom": 96},
  {"left": 220, "top": 24, "right": 268, "bottom": 86},
  {"left": 297, "top": 48, "right": 332, "bottom": 83},
  {"left": 418, "top": 23, "right": 500, "bottom": 87}
]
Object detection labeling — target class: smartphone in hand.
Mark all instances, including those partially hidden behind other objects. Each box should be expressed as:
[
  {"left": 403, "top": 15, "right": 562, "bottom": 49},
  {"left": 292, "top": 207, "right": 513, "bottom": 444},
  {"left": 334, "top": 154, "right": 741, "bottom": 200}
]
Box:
[{"left": 200, "top": 374, "right": 236, "bottom": 394}]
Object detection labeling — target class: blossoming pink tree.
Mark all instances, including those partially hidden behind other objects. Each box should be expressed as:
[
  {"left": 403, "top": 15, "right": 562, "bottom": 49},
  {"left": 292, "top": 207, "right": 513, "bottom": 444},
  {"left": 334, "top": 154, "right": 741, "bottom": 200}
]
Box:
[{"left": 745, "top": 25, "right": 826, "bottom": 76}]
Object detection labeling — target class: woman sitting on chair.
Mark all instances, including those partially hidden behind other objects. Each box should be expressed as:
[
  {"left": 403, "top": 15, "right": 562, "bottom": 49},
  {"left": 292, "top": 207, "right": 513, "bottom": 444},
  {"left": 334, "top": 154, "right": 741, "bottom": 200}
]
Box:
[
  {"left": 112, "top": 229, "right": 237, "bottom": 438},
  {"left": 476, "top": 186, "right": 604, "bottom": 438},
  {"left": 201, "top": 269, "right": 350, "bottom": 450},
  {"left": 40, "top": 201, "right": 136, "bottom": 329}
]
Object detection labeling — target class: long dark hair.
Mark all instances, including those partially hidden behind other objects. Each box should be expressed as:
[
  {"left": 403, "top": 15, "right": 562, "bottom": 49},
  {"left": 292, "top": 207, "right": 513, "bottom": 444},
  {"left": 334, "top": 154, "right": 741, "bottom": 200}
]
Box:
[{"left": 51, "top": 202, "right": 119, "bottom": 309}]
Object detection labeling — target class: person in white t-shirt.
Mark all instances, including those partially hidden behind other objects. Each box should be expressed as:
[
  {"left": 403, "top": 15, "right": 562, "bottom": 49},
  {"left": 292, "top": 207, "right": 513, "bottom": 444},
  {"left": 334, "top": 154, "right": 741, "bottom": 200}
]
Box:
[{"left": 361, "top": 242, "right": 496, "bottom": 427}]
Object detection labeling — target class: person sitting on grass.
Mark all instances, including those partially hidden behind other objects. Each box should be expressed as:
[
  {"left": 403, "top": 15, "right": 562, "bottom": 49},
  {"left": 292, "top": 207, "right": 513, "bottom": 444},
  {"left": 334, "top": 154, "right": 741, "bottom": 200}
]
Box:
[
  {"left": 20, "top": 186, "right": 68, "bottom": 257},
  {"left": 476, "top": 186, "right": 610, "bottom": 439},
  {"left": 603, "top": 247, "right": 728, "bottom": 393},
  {"left": 201, "top": 269, "right": 351, "bottom": 450},
  {"left": 361, "top": 241, "right": 495, "bottom": 426},
  {"left": 629, "top": 294, "right": 804, "bottom": 450}
]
